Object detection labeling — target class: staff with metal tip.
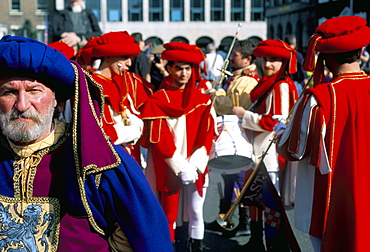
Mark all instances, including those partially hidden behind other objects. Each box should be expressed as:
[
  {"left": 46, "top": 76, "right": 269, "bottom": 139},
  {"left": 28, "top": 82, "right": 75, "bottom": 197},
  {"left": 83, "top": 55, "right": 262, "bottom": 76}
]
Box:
[
  {"left": 216, "top": 75, "right": 312, "bottom": 250},
  {"left": 215, "top": 23, "right": 243, "bottom": 89}
]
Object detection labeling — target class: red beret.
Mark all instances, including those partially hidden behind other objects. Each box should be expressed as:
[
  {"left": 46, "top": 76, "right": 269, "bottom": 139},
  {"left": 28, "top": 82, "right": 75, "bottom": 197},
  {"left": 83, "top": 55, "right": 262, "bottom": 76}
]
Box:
[
  {"left": 76, "top": 37, "right": 98, "bottom": 64},
  {"left": 161, "top": 42, "right": 205, "bottom": 65},
  {"left": 304, "top": 16, "right": 370, "bottom": 72},
  {"left": 92, "top": 31, "right": 140, "bottom": 58},
  {"left": 254, "top": 39, "right": 297, "bottom": 74},
  {"left": 48, "top": 41, "right": 75, "bottom": 59}
]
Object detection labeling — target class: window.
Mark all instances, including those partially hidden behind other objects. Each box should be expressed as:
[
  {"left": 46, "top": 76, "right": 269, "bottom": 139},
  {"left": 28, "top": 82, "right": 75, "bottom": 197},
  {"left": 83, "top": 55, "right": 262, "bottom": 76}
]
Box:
[
  {"left": 190, "top": 0, "right": 204, "bottom": 21},
  {"left": 149, "top": 0, "right": 163, "bottom": 21},
  {"left": 37, "top": 0, "right": 47, "bottom": 12},
  {"left": 129, "top": 0, "right": 143, "bottom": 21},
  {"left": 107, "top": 0, "right": 122, "bottom": 22},
  {"left": 11, "top": 0, "right": 21, "bottom": 12},
  {"left": 211, "top": 0, "right": 224, "bottom": 21},
  {"left": 251, "top": 0, "right": 264, "bottom": 21},
  {"left": 170, "top": 0, "right": 184, "bottom": 21},
  {"left": 86, "top": 0, "right": 101, "bottom": 21},
  {"left": 231, "top": 0, "right": 244, "bottom": 21}
]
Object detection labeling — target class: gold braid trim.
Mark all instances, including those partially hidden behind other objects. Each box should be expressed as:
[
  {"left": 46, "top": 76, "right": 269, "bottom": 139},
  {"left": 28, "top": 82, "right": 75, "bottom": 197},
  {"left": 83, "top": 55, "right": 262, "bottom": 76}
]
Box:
[{"left": 71, "top": 63, "right": 121, "bottom": 236}]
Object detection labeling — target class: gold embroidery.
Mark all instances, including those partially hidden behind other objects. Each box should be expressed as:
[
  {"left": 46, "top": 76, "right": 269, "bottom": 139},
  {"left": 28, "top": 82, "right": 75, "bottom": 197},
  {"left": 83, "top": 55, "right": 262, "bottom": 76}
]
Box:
[{"left": 71, "top": 63, "right": 121, "bottom": 236}]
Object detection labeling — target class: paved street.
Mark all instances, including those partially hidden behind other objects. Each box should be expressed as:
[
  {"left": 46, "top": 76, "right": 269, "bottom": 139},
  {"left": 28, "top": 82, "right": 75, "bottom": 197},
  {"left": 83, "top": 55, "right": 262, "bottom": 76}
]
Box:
[{"left": 174, "top": 172, "right": 313, "bottom": 252}]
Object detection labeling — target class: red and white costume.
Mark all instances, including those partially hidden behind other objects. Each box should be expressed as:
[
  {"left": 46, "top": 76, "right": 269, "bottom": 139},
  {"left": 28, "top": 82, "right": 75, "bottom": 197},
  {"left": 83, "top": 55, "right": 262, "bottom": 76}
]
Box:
[
  {"left": 91, "top": 31, "right": 153, "bottom": 166},
  {"left": 141, "top": 85, "right": 214, "bottom": 240},
  {"left": 276, "top": 16, "right": 370, "bottom": 252},
  {"left": 141, "top": 42, "right": 215, "bottom": 242},
  {"left": 243, "top": 76, "right": 297, "bottom": 174},
  {"left": 278, "top": 71, "right": 370, "bottom": 251},
  {"left": 242, "top": 40, "right": 298, "bottom": 176},
  {"left": 92, "top": 71, "right": 152, "bottom": 163}
]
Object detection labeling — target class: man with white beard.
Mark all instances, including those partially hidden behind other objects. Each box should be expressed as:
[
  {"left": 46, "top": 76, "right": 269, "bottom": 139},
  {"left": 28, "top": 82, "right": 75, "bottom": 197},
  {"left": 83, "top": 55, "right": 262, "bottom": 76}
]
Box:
[{"left": 0, "top": 35, "right": 172, "bottom": 252}]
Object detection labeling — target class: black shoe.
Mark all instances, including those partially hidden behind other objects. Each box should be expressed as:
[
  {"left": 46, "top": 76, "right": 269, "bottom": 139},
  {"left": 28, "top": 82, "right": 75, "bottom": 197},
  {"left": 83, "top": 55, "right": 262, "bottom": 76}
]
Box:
[
  {"left": 188, "top": 238, "right": 204, "bottom": 252},
  {"left": 235, "top": 206, "right": 251, "bottom": 236},
  {"left": 231, "top": 239, "right": 266, "bottom": 252}
]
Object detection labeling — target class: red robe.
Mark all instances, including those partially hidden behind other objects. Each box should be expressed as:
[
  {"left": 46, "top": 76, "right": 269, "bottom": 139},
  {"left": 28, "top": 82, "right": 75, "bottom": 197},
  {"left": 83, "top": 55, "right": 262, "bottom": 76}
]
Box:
[
  {"left": 277, "top": 71, "right": 370, "bottom": 251},
  {"left": 243, "top": 76, "right": 298, "bottom": 172},
  {"left": 92, "top": 71, "right": 153, "bottom": 164},
  {"left": 141, "top": 85, "right": 215, "bottom": 195}
]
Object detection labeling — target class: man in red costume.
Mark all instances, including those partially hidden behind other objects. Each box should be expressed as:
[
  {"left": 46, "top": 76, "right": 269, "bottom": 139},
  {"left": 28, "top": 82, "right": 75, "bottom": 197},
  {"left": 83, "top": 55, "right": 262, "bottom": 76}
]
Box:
[
  {"left": 141, "top": 42, "right": 215, "bottom": 252},
  {"left": 232, "top": 39, "right": 298, "bottom": 251},
  {"left": 91, "top": 31, "right": 153, "bottom": 167},
  {"left": 276, "top": 16, "right": 370, "bottom": 252},
  {"left": 157, "top": 45, "right": 212, "bottom": 93}
]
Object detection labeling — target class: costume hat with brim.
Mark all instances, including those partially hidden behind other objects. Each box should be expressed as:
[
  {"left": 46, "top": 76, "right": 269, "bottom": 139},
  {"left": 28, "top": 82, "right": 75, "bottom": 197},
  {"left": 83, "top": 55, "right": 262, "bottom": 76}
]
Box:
[
  {"left": 161, "top": 42, "right": 207, "bottom": 109},
  {"left": 303, "top": 16, "right": 370, "bottom": 86},
  {"left": 48, "top": 41, "right": 75, "bottom": 60},
  {"left": 250, "top": 39, "right": 298, "bottom": 103},
  {"left": 92, "top": 31, "right": 140, "bottom": 58},
  {"left": 0, "top": 35, "right": 75, "bottom": 101},
  {"left": 161, "top": 42, "right": 205, "bottom": 65},
  {"left": 253, "top": 39, "right": 297, "bottom": 74}
]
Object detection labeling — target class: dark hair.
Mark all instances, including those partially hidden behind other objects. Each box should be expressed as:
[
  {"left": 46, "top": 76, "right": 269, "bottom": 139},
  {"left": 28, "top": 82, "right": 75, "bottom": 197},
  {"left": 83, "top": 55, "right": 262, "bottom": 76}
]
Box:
[
  {"left": 284, "top": 34, "right": 296, "bottom": 45},
  {"left": 167, "top": 61, "right": 175, "bottom": 66},
  {"left": 233, "top": 39, "right": 256, "bottom": 63},
  {"left": 327, "top": 48, "right": 362, "bottom": 64},
  {"left": 131, "top": 32, "right": 143, "bottom": 44}
]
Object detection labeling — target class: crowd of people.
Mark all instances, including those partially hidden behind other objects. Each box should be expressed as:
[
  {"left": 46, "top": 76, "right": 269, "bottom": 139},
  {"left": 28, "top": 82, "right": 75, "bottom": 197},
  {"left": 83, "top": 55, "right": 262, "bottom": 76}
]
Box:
[{"left": 0, "top": 10, "right": 369, "bottom": 252}]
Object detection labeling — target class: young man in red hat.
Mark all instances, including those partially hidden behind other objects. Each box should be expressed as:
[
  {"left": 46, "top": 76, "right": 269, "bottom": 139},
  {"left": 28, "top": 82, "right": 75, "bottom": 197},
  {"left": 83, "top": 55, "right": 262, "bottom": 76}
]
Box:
[
  {"left": 91, "top": 31, "right": 153, "bottom": 167},
  {"left": 157, "top": 44, "right": 212, "bottom": 93},
  {"left": 231, "top": 39, "right": 298, "bottom": 251},
  {"left": 141, "top": 42, "right": 215, "bottom": 251},
  {"left": 276, "top": 16, "right": 370, "bottom": 252}
]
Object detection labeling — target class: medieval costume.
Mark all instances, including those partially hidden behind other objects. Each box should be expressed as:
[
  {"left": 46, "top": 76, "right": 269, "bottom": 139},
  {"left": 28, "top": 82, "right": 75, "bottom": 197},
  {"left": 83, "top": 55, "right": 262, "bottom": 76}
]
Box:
[
  {"left": 0, "top": 35, "right": 172, "bottom": 251},
  {"left": 91, "top": 31, "right": 153, "bottom": 166},
  {"left": 277, "top": 16, "right": 370, "bottom": 252},
  {"left": 141, "top": 42, "right": 215, "bottom": 251}
]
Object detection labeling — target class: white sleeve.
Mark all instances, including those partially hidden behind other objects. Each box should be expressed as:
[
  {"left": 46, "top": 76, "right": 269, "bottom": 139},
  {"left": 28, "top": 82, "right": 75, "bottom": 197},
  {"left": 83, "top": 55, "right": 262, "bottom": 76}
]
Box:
[
  {"left": 241, "top": 110, "right": 264, "bottom": 131},
  {"left": 188, "top": 147, "right": 209, "bottom": 174},
  {"left": 112, "top": 108, "right": 144, "bottom": 146}
]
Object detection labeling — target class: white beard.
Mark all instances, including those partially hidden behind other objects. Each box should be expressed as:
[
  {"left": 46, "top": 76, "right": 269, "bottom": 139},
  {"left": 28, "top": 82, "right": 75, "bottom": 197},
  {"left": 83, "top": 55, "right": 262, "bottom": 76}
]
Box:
[{"left": 0, "top": 99, "right": 55, "bottom": 144}]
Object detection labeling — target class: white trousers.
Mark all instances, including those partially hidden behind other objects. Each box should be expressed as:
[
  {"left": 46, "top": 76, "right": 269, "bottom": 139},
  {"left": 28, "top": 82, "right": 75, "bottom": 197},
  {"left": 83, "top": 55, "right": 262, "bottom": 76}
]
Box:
[{"left": 178, "top": 183, "right": 207, "bottom": 240}]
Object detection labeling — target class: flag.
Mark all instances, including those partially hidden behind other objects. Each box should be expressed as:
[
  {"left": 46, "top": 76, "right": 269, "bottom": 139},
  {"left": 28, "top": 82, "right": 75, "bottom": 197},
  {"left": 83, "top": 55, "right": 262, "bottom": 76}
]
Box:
[{"left": 241, "top": 162, "right": 301, "bottom": 252}]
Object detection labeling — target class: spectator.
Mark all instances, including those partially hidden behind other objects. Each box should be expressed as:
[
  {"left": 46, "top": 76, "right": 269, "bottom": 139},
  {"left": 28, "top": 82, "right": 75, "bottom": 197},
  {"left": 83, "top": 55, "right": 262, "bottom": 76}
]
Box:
[
  {"left": 48, "top": 0, "right": 101, "bottom": 50},
  {"left": 129, "top": 32, "right": 149, "bottom": 78},
  {"left": 200, "top": 43, "right": 224, "bottom": 84}
]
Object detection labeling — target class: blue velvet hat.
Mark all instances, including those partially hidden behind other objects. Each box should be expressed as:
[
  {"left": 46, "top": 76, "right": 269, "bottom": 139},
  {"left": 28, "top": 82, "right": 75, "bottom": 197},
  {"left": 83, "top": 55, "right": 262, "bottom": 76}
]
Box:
[{"left": 0, "top": 35, "right": 75, "bottom": 101}]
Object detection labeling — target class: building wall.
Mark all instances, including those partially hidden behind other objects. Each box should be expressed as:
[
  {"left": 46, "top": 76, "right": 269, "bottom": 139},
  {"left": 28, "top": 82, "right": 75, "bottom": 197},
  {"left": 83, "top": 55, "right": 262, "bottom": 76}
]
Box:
[
  {"left": 68, "top": 0, "right": 266, "bottom": 47},
  {"left": 0, "top": 0, "right": 47, "bottom": 39},
  {"left": 265, "top": 0, "right": 370, "bottom": 52},
  {"left": 0, "top": 0, "right": 267, "bottom": 47}
]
